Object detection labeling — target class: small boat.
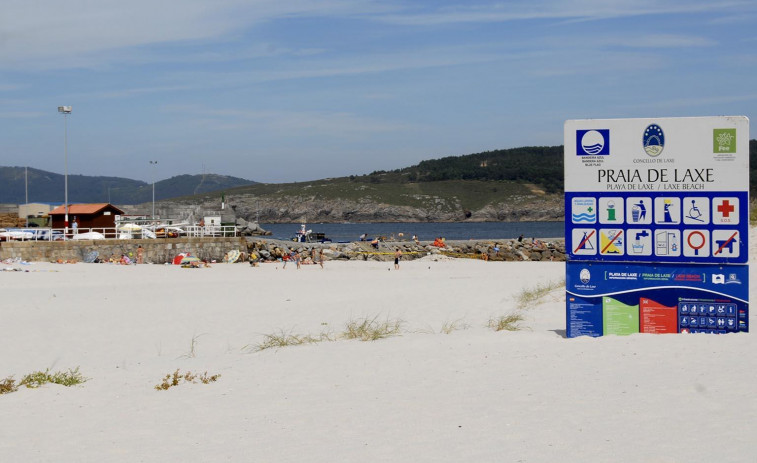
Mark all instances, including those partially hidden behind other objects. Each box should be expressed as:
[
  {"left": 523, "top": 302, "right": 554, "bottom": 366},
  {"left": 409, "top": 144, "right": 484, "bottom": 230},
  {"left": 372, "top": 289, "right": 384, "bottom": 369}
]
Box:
[
  {"left": 72, "top": 232, "right": 106, "bottom": 240},
  {"left": 292, "top": 224, "right": 332, "bottom": 243},
  {"left": 0, "top": 229, "right": 35, "bottom": 241},
  {"left": 154, "top": 226, "right": 183, "bottom": 238}
]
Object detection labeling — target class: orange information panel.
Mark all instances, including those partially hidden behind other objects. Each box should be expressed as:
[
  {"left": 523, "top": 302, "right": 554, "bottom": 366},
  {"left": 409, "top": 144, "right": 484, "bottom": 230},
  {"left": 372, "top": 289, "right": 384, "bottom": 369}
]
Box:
[{"left": 639, "top": 298, "right": 678, "bottom": 334}]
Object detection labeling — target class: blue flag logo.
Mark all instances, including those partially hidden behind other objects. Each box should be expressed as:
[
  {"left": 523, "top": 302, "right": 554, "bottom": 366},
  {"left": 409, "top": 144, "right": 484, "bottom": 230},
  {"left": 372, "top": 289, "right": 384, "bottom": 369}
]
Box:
[{"left": 576, "top": 129, "right": 610, "bottom": 155}]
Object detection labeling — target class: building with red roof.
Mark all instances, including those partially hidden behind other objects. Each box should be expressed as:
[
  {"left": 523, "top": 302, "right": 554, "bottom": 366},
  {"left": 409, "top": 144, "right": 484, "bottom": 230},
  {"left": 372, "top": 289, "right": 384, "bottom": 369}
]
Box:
[{"left": 49, "top": 203, "right": 125, "bottom": 234}]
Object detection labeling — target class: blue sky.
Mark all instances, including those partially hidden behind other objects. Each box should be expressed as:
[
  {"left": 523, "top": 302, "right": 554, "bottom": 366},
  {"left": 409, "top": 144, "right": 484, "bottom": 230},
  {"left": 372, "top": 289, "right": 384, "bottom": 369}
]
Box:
[{"left": 2, "top": 0, "right": 756, "bottom": 184}]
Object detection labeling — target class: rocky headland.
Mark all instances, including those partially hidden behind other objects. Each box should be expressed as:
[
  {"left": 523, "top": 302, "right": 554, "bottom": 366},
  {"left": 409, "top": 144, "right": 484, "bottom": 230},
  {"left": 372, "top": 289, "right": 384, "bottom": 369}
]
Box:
[{"left": 216, "top": 193, "right": 564, "bottom": 224}]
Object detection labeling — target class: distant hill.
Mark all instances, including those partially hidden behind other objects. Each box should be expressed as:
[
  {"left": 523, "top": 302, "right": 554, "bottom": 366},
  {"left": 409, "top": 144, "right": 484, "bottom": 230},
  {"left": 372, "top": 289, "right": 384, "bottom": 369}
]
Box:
[
  {"left": 179, "top": 141, "right": 756, "bottom": 223},
  {"left": 385, "top": 145, "right": 563, "bottom": 193},
  {"left": 0, "top": 167, "right": 256, "bottom": 204}
]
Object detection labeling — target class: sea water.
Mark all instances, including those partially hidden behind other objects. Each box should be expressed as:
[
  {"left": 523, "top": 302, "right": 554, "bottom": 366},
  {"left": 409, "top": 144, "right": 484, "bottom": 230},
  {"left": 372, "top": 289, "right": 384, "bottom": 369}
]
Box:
[{"left": 260, "top": 221, "right": 565, "bottom": 242}]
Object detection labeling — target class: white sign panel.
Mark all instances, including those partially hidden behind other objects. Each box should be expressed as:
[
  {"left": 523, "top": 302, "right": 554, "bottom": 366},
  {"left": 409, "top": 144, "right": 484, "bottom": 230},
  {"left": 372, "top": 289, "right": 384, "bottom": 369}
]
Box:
[
  {"left": 564, "top": 116, "right": 749, "bottom": 264},
  {"left": 565, "top": 116, "right": 748, "bottom": 192}
]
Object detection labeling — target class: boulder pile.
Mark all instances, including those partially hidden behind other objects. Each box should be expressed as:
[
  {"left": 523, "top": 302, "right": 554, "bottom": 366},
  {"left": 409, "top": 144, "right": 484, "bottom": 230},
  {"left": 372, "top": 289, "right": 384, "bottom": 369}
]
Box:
[
  {"left": 236, "top": 218, "right": 272, "bottom": 236},
  {"left": 243, "top": 237, "right": 566, "bottom": 263}
]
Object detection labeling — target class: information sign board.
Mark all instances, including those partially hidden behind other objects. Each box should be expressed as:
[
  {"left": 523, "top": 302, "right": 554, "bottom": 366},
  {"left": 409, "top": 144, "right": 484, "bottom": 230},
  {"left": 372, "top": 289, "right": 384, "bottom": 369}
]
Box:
[
  {"left": 565, "top": 116, "right": 749, "bottom": 337},
  {"left": 566, "top": 262, "right": 748, "bottom": 337},
  {"left": 565, "top": 116, "right": 749, "bottom": 264}
]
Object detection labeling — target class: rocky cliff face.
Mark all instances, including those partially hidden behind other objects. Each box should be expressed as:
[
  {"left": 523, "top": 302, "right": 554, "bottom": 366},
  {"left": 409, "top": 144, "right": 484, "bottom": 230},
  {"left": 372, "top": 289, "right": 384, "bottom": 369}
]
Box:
[{"left": 220, "top": 193, "right": 565, "bottom": 223}]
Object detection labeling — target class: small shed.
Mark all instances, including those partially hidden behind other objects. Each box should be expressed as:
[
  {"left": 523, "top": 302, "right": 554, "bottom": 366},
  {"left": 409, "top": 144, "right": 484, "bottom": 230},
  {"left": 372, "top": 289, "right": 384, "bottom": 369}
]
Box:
[
  {"left": 19, "top": 203, "right": 52, "bottom": 219},
  {"left": 49, "top": 203, "right": 125, "bottom": 235}
]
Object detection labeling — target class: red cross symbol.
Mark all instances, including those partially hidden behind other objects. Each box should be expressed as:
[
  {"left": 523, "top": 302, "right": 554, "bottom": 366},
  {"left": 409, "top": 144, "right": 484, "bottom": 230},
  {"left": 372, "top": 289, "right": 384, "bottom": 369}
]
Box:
[{"left": 717, "top": 200, "right": 734, "bottom": 217}]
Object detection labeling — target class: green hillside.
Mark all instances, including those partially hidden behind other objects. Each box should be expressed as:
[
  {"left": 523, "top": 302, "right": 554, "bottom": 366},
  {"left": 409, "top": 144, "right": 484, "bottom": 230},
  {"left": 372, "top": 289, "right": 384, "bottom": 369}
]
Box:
[
  {"left": 0, "top": 168, "right": 255, "bottom": 204},
  {"left": 196, "top": 176, "right": 536, "bottom": 215}
]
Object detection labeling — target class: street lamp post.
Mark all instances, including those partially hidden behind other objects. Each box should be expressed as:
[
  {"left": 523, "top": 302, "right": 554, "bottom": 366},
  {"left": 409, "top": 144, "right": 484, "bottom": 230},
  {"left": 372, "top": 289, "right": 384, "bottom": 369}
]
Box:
[
  {"left": 150, "top": 160, "right": 158, "bottom": 219},
  {"left": 58, "top": 106, "right": 72, "bottom": 234}
]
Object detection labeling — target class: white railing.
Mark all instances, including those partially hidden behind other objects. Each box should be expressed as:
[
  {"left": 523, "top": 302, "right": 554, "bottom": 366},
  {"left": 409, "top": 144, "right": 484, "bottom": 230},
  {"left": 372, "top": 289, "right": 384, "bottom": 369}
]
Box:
[{"left": 0, "top": 226, "right": 239, "bottom": 242}]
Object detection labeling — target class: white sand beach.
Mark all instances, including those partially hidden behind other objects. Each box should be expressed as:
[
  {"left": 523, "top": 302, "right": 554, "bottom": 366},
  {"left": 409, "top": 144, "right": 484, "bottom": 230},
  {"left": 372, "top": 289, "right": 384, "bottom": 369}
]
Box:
[{"left": 1, "top": 230, "right": 755, "bottom": 462}]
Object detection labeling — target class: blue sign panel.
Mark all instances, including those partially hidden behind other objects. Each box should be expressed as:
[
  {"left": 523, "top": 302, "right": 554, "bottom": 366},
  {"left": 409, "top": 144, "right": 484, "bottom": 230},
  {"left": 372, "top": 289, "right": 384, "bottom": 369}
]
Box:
[
  {"left": 565, "top": 191, "right": 749, "bottom": 264},
  {"left": 566, "top": 262, "right": 749, "bottom": 337}
]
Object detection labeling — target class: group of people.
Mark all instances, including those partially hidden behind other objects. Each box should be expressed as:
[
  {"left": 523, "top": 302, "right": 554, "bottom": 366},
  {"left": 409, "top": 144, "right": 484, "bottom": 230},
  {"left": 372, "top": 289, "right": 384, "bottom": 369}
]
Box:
[
  {"left": 281, "top": 247, "right": 325, "bottom": 269},
  {"left": 110, "top": 245, "right": 145, "bottom": 265}
]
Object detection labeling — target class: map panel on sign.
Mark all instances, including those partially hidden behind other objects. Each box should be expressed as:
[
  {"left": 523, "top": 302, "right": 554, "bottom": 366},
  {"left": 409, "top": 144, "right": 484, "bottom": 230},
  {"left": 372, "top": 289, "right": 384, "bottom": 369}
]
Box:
[
  {"left": 654, "top": 197, "right": 680, "bottom": 225},
  {"left": 625, "top": 197, "right": 652, "bottom": 225}
]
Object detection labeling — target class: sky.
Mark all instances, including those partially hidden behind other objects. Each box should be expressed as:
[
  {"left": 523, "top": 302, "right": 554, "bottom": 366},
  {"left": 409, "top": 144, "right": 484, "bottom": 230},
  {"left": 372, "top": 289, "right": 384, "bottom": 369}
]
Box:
[{"left": 1, "top": 0, "right": 756, "bottom": 184}]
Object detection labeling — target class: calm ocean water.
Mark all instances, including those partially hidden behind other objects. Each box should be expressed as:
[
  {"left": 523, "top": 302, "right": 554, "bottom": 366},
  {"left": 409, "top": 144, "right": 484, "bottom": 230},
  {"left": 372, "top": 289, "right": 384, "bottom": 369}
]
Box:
[{"left": 260, "top": 221, "right": 565, "bottom": 242}]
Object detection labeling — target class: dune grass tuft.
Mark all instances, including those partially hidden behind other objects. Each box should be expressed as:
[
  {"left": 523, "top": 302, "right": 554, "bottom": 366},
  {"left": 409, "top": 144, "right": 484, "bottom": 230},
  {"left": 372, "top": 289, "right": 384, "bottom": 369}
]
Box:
[
  {"left": 439, "top": 318, "right": 470, "bottom": 334},
  {"left": 515, "top": 279, "right": 566, "bottom": 309},
  {"left": 245, "top": 329, "right": 335, "bottom": 352},
  {"left": 487, "top": 313, "right": 525, "bottom": 332},
  {"left": 155, "top": 369, "right": 221, "bottom": 391},
  {"left": 178, "top": 333, "right": 206, "bottom": 359},
  {"left": 343, "top": 316, "right": 404, "bottom": 341},
  {"left": 1, "top": 376, "right": 18, "bottom": 395},
  {"left": 19, "top": 367, "right": 88, "bottom": 388}
]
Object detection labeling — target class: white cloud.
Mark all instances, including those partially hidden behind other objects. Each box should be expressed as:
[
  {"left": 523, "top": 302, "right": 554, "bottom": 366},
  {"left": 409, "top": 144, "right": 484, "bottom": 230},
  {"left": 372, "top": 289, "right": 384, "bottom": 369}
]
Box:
[
  {"left": 376, "top": 1, "right": 755, "bottom": 26},
  {"left": 0, "top": 0, "right": 386, "bottom": 70},
  {"left": 621, "top": 92, "right": 757, "bottom": 110},
  {"left": 161, "top": 105, "right": 424, "bottom": 137},
  {"left": 612, "top": 34, "right": 717, "bottom": 48}
]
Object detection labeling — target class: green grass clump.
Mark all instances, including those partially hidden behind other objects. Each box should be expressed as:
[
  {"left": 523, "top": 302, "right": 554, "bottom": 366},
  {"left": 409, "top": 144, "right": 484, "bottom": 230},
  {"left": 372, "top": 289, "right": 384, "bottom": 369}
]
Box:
[
  {"left": 155, "top": 369, "right": 221, "bottom": 391},
  {"left": 1, "top": 376, "right": 18, "bottom": 395},
  {"left": 178, "top": 333, "right": 206, "bottom": 359},
  {"left": 343, "top": 316, "right": 404, "bottom": 341},
  {"left": 439, "top": 319, "right": 470, "bottom": 334},
  {"left": 487, "top": 313, "right": 525, "bottom": 332},
  {"left": 245, "top": 329, "right": 335, "bottom": 352},
  {"left": 19, "top": 368, "right": 88, "bottom": 388},
  {"left": 515, "top": 279, "right": 565, "bottom": 309}
]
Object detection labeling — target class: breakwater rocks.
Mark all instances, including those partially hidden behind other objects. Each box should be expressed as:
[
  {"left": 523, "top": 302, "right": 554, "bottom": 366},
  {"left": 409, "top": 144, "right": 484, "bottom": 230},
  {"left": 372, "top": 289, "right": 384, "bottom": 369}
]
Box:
[
  {"left": 0, "top": 236, "right": 565, "bottom": 264},
  {"left": 245, "top": 237, "right": 566, "bottom": 262}
]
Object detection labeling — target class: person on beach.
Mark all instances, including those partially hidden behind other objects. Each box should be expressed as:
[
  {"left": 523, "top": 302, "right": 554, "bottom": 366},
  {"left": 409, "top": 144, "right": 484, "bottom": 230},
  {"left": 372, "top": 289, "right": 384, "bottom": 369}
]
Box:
[
  {"left": 282, "top": 249, "right": 292, "bottom": 269},
  {"left": 360, "top": 233, "right": 367, "bottom": 241},
  {"left": 137, "top": 245, "right": 144, "bottom": 264},
  {"left": 394, "top": 248, "right": 402, "bottom": 270},
  {"left": 295, "top": 250, "right": 302, "bottom": 269},
  {"left": 518, "top": 234, "right": 523, "bottom": 242},
  {"left": 319, "top": 248, "right": 324, "bottom": 269}
]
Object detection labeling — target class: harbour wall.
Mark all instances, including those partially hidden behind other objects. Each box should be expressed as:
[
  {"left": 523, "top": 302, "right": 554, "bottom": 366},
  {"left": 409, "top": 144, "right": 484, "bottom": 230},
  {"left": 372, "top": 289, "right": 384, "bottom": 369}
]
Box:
[
  {"left": 0, "top": 237, "right": 247, "bottom": 263},
  {"left": 1, "top": 236, "right": 566, "bottom": 263}
]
